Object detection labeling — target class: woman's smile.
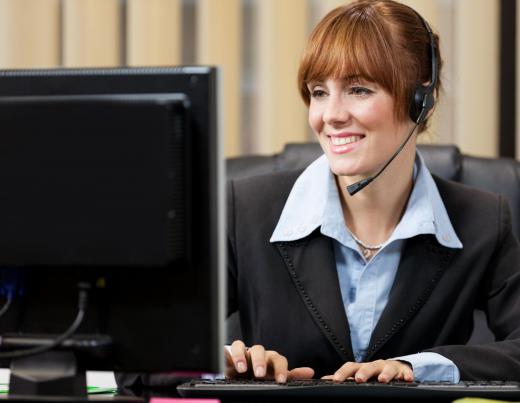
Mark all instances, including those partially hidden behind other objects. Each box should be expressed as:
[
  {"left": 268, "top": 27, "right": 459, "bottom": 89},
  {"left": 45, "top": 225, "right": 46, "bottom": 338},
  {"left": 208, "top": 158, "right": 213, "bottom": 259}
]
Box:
[{"left": 328, "top": 133, "right": 365, "bottom": 154}]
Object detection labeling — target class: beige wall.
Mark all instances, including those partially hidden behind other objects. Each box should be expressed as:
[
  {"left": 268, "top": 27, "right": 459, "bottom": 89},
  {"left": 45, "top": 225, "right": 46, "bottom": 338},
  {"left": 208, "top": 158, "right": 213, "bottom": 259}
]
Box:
[
  {"left": 254, "top": 0, "right": 308, "bottom": 154},
  {"left": 126, "top": 0, "right": 181, "bottom": 67},
  {"left": 453, "top": 0, "right": 499, "bottom": 158},
  {"left": 63, "top": 0, "right": 121, "bottom": 67},
  {"left": 0, "top": 0, "right": 60, "bottom": 68},
  {"left": 0, "top": 0, "right": 509, "bottom": 159},
  {"left": 197, "top": 0, "right": 241, "bottom": 156}
]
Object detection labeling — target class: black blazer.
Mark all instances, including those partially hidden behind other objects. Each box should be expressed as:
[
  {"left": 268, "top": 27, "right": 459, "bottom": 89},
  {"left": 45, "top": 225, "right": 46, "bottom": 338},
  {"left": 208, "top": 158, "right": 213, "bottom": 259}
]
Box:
[{"left": 227, "top": 169, "right": 520, "bottom": 380}]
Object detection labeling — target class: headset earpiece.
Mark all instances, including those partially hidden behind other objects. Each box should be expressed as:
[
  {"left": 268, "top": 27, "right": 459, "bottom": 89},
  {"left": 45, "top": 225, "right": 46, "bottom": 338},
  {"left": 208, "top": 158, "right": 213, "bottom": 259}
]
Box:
[{"left": 409, "top": 84, "right": 435, "bottom": 124}]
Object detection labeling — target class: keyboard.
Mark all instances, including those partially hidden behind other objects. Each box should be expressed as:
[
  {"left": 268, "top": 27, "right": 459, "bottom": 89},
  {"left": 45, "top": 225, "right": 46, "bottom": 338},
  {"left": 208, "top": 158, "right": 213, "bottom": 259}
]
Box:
[{"left": 177, "top": 378, "right": 520, "bottom": 400}]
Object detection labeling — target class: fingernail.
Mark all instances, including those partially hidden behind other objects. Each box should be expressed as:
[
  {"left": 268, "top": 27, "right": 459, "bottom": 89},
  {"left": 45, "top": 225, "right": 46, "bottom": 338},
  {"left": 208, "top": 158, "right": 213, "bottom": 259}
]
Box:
[
  {"left": 254, "top": 366, "right": 265, "bottom": 377},
  {"left": 237, "top": 361, "right": 246, "bottom": 373},
  {"left": 277, "top": 374, "right": 286, "bottom": 383}
]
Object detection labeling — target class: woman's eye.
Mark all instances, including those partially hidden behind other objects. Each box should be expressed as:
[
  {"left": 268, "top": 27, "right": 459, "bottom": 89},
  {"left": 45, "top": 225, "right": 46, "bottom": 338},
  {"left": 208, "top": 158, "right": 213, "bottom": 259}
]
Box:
[
  {"left": 310, "top": 89, "right": 327, "bottom": 99},
  {"left": 349, "top": 86, "right": 373, "bottom": 96}
]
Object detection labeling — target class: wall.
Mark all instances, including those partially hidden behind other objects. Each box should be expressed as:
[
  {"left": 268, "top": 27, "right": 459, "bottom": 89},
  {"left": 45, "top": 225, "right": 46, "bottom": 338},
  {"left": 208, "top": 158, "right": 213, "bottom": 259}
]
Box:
[{"left": 0, "top": 0, "right": 507, "bottom": 159}]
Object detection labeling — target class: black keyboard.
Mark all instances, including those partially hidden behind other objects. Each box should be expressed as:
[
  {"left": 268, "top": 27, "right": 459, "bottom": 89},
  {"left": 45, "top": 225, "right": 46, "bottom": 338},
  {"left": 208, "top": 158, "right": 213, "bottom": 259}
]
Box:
[{"left": 177, "top": 378, "right": 520, "bottom": 400}]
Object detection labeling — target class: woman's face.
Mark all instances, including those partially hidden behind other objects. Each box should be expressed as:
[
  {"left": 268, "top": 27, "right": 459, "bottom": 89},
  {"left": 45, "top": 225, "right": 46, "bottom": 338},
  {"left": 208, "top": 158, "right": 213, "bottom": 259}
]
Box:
[{"left": 307, "top": 77, "right": 415, "bottom": 180}]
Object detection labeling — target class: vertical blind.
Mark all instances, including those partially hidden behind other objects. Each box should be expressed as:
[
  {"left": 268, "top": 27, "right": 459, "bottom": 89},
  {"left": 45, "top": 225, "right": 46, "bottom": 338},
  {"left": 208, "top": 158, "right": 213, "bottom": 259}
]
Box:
[{"left": 0, "top": 0, "right": 507, "bottom": 159}]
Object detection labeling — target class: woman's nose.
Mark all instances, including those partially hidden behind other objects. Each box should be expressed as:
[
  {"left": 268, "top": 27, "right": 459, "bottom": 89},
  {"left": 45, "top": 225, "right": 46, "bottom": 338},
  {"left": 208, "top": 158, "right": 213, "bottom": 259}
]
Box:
[{"left": 322, "top": 95, "right": 350, "bottom": 126}]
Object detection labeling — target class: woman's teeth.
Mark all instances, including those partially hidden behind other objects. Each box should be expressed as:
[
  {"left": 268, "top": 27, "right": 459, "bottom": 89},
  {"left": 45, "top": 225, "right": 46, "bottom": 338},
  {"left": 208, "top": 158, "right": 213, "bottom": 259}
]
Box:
[{"left": 331, "top": 136, "right": 362, "bottom": 145}]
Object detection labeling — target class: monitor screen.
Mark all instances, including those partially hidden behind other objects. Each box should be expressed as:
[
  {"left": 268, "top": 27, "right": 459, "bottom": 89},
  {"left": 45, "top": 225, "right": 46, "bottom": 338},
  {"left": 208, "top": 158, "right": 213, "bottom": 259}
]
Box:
[{"left": 0, "top": 67, "right": 224, "bottom": 394}]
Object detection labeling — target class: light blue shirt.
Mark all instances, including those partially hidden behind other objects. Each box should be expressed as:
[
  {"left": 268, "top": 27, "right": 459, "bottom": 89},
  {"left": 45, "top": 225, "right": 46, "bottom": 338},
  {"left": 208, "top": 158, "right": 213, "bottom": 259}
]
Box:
[{"left": 270, "top": 151, "right": 462, "bottom": 382}]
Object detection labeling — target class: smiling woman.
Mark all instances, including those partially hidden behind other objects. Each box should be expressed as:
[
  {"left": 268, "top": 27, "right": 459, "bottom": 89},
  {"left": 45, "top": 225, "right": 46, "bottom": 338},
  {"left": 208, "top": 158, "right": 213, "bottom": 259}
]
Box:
[{"left": 226, "top": 0, "right": 520, "bottom": 386}]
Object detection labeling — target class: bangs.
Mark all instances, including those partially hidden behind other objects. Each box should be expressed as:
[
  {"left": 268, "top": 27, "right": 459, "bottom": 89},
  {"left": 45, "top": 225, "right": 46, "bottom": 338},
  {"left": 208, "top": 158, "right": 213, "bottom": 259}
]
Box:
[{"left": 307, "top": 14, "right": 394, "bottom": 86}]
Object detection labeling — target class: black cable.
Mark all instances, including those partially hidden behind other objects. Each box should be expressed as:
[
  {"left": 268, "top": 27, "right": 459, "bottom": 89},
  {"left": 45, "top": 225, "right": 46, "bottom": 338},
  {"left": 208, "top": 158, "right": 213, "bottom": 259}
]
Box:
[
  {"left": 0, "top": 294, "right": 13, "bottom": 321},
  {"left": 0, "top": 283, "right": 89, "bottom": 359},
  {"left": 369, "top": 122, "right": 420, "bottom": 181}
]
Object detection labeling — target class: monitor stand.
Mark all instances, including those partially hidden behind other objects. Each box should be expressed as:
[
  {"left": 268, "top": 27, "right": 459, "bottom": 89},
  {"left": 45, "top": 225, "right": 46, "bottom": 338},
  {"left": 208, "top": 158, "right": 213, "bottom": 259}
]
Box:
[{"left": 9, "top": 351, "right": 87, "bottom": 397}]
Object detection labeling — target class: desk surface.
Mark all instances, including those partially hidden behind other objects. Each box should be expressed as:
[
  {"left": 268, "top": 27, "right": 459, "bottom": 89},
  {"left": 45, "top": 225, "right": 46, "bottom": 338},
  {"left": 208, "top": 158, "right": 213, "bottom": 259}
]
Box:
[{"left": 0, "top": 370, "right": 117, "bottom": 392}]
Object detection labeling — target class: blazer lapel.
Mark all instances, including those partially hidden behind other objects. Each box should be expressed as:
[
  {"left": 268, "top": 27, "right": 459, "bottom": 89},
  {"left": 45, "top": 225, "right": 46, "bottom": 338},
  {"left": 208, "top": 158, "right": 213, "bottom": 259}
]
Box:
[
  {"left": 275, "top": 231, "right": 355, "bottom": 362},
  {"left": 365, "top": 234, "right": 456, "bottom": 360}
]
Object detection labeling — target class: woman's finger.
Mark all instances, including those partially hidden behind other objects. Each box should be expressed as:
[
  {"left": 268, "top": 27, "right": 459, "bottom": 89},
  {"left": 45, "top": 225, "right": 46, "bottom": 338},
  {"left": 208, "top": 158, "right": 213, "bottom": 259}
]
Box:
[
  {"left": 266, "top": 351, "right": 289, "bottom": 383},
  {"left": 354, "top": 360, "right": 386, "bottom": 383},
  {"left": 333, "top": 362, "right": 361, "bottom": 381},
  {"left": 248, "top": 344, "right": 267, "bottom": 378},
  {"left": 288, "top": 367, "right": 315, "bottom": 380},
  {"left": 377, "top": 362, "right": 400, "bottom": 383},
  {"left": 229, "top": 340, "right": 249, "bottom": 374}
]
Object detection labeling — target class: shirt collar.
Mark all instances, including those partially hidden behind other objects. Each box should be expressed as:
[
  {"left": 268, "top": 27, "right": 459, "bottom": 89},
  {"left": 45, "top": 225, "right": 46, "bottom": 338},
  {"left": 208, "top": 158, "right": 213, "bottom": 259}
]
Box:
[
  {"left": 270, "top": 151, "right": 462, "bottom": 249},
  {"left": 269, "top": 155, "right": 327, "bottom": 242},
  {"left": 390, "top": 151, "right": 462, "bottom": 248}
]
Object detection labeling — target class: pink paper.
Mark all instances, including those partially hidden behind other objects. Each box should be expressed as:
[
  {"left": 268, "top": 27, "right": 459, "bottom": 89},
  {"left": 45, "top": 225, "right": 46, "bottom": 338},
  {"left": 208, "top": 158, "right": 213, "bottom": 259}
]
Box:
[{"left": 150, "top": 398, "right": 220, "bottom": 403}]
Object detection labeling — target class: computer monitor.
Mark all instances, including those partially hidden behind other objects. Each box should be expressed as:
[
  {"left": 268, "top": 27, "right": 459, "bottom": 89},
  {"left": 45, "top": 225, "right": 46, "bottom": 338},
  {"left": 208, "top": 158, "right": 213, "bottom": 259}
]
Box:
[{"left": 0, "top": 67, "right": 224, "bottom": 396}]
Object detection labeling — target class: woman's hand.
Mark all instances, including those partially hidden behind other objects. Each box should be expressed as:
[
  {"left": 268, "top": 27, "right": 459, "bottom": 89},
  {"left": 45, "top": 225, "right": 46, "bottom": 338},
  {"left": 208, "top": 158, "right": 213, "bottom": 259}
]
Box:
[
  {"left": 225, "top": 340, "right": 314, "bottom": 383},
  {"left": 322, "top": 359, "right": 414, "bottom": 383}
]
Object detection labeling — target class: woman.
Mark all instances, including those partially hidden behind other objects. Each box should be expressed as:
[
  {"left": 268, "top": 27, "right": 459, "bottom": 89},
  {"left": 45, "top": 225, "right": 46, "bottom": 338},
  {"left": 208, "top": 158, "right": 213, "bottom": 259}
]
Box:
[{"left": 226, "top": 0, "right": 520, "bottom": 383}]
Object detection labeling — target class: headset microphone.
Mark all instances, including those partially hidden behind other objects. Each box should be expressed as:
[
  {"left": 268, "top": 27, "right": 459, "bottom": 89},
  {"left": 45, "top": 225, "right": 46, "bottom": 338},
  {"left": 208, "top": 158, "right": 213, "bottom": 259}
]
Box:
[{"left": 346, "top": 9, "right": 438, "bottom": 197}]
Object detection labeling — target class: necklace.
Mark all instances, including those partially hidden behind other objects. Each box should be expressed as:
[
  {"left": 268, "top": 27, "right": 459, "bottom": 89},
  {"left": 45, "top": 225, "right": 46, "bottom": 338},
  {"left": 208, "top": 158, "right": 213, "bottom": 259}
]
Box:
[{"left": 349, "top": 232, "right": 384, "bottom": 260}]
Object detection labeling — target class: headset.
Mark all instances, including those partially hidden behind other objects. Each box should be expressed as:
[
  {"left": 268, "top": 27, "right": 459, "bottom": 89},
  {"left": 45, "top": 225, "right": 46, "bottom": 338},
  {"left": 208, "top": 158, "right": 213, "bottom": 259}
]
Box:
[
  {"left": 408, "top": 10, "right": 439, "bottom": 125},
  {"left": 347, "top": 8, "right": 439, "bottom": 196}
]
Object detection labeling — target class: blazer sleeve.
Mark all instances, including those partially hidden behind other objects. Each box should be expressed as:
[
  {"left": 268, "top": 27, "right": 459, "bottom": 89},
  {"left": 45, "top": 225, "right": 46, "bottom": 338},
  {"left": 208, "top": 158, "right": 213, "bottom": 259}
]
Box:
[{"left": 427, "top": 196, "right": 520, "bottom": 380}]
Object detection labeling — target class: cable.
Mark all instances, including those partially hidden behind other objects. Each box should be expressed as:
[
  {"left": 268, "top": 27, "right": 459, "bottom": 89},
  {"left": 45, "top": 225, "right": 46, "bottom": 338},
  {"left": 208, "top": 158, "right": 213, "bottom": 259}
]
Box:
[
  {"left": 0, "top": 283, "right": 89, "bottom": 359},
  {"left": 0, "top": 268, "right": 21, "bottom": 321},
  {"left": 347, "top": 121, "right": 420, "bottom": 196},
  {"left": 0, "top": 294, "right": 13, "bottom": 321}
]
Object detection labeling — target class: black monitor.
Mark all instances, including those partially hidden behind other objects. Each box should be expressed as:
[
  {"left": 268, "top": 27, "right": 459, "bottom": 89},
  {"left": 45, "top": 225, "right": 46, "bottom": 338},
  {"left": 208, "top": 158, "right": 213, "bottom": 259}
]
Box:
[{"left": 0, "top": 67, "right": 224, "bottom": 396}]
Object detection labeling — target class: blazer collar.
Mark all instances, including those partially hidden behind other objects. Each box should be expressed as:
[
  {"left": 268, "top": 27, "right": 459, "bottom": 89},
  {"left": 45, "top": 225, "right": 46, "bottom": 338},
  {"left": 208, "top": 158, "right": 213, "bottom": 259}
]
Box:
[
  {"left": 275, "top": 231, "right": 355, "bottom": 363},
  {"left": 365, "top": 234, "right": 457, "bottom": 360}
]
